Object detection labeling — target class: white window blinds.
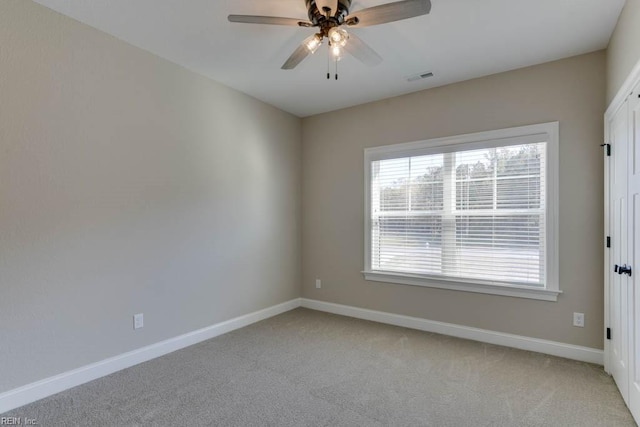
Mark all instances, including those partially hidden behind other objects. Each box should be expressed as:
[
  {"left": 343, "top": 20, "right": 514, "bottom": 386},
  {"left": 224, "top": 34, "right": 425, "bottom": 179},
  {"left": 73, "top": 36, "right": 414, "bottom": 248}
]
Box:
[{"left": 370, "top": 142, "right": 546, "bottom": 287}]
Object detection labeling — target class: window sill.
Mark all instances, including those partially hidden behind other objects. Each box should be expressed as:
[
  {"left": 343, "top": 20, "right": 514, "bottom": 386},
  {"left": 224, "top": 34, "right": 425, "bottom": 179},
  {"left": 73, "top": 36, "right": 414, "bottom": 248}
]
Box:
[{"left": 362, "top": 271, "right": 561, "bottom": 301}]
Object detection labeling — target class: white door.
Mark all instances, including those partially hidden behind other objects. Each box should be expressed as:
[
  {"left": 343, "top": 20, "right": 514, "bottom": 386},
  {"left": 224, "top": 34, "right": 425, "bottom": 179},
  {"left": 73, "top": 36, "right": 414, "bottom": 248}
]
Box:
[
  {"left": 610, "top": 98, "right": 629, "bottom": 403},
  {"left": 628, "top": 88, "right": 640, "bottom": 420}
]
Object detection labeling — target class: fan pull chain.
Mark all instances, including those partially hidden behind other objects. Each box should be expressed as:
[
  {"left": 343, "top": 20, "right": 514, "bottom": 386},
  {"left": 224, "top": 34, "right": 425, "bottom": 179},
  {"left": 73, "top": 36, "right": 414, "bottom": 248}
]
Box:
[
  {"left": 327, "top": 50, "right": 330, "bottom": 80},
  {"left": 326, "top": 42, "right": 339, "bottom": 81}
]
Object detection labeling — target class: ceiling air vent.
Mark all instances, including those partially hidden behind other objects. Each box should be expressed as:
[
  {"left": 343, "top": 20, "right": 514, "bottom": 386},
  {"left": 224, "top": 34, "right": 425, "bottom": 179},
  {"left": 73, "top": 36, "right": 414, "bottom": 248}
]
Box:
[{"left": 407, "top": 72, "right": 434, "bottom": 82}]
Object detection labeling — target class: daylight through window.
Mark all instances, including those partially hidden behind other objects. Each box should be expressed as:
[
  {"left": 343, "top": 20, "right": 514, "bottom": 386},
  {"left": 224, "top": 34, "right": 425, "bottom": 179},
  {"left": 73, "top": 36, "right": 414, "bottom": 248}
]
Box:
[{"left": 364, "top": 123, "right": 559, "bottom": 300}]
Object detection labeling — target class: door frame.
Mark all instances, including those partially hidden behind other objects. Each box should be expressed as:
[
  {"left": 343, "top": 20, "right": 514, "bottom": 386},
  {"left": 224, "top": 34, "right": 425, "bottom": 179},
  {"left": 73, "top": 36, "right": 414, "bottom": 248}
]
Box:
[{"left": 605, "top": 58, "right": 640, "bottom": 374}]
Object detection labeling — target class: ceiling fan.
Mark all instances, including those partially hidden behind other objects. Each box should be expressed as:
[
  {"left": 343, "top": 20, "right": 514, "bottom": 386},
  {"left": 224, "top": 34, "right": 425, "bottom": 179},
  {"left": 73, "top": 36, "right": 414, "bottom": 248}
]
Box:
[{"left": 228, "top": 0, "right": 431, "bottom": 77}]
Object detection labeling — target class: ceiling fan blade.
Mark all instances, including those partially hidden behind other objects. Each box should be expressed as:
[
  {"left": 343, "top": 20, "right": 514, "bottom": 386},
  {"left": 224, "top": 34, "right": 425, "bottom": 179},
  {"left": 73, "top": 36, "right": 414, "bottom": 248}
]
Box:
[
  {"left": 344, "top": 33, "right": 382, "bottom": 66},
  {"left": 228, "top": 15, "right": 313, "bottom": 27},
  {"left": 281, "top": 43, "right": 313, "bottom": 70},
  {"left": 345, "top": 0, "right": 431, "bottom": 27}
]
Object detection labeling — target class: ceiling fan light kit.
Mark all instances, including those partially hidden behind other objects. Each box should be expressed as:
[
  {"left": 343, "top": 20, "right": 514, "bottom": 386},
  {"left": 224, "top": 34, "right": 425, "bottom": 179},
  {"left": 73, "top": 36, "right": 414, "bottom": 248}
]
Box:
[
  {"left": 328, "top": 27, "right": 349, "bottom": 47},
  {"left": 304, "top": 34, "right": 323, "bottom": 54},
  {"left": 228, "top": 0, "right": 431, "bottom": 79}
]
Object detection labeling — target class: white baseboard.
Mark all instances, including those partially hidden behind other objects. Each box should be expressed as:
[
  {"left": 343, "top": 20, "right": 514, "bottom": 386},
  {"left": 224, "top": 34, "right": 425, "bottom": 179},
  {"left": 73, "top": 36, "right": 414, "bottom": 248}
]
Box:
[
  {"left": 2, "top": 296, "right": 604, "bottom": 414},
  {"left": 301, "top": 298, "right": 604, "bottom": 365},
  {"left": 0, "top": 298, "right": 302, "bottom": 414}
]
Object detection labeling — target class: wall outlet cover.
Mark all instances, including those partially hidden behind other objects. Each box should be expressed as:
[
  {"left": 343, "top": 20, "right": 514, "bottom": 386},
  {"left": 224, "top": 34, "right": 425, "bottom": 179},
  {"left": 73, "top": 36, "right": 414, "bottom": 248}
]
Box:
[{"left": 134, "top": 313, "right": 144, "bottom": 330}]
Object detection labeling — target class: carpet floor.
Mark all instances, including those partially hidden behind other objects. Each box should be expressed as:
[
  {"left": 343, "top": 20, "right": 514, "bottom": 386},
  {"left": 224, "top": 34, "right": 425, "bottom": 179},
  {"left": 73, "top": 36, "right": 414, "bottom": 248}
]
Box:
[{"left": 3, "top": 308, "right": 635, "bottom": 426}]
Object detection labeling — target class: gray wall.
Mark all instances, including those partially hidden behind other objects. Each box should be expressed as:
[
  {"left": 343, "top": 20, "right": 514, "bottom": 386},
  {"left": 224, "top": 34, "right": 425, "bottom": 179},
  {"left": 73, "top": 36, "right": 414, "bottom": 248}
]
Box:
[
  {"left": 607, "top": 0, "right": 640, "bottom": 104},
  {"left": 0, "top": 1, "right": 301, "bottom": 393},
  {"left": 302, "top": 51, "right": 606, "bottom": 349}
]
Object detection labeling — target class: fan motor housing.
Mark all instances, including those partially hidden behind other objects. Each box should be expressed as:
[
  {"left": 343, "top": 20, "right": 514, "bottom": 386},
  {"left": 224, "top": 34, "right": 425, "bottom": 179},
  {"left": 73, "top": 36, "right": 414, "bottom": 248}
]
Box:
[{"left": 305, "top": 0, "right": 352, "bottom": 29}]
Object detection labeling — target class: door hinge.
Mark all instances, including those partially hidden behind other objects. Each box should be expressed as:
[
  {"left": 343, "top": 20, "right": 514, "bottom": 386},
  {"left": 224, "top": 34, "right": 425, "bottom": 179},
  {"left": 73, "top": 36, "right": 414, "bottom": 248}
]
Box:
[
  {"left": 600, "top": 143, "right": 611, "bottom": 156},
  {"left": 606, "top": 236, "right": 611, "bottom": 248},
  {"left": 607, "top": 327, "right": 611, "bottom": 340}
]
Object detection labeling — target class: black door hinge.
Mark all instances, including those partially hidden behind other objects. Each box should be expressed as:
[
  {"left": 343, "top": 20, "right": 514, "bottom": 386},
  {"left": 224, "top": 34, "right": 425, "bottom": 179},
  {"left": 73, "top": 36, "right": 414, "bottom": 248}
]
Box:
[
  {"left": 607, "top": 236, "right": 611, "bottom": 248},
  {"left": 607, "top": 327, "right": 611, "bottom": 340},
  {"left": 601, "top": 143, "right": 611, "bottom": 156}
]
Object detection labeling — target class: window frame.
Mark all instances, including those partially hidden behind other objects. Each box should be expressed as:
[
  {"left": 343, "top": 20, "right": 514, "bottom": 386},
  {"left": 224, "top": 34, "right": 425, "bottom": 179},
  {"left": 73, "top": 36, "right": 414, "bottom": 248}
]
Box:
[{"left": 363, "top": 122, "right": 561, "bottom": 301}]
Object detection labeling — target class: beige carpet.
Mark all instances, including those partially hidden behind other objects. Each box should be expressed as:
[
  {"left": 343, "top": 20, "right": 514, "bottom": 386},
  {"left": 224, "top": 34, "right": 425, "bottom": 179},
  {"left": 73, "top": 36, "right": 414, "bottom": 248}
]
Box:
[{"left": 2, "top": 308, "right": 635, "bottom": 426}]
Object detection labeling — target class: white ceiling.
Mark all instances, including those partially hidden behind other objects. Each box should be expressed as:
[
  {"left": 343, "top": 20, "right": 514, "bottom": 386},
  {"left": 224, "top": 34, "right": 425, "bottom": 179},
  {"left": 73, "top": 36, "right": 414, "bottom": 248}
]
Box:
[{"left": 34, "top": 0, "right": 625, "bottom": 117}]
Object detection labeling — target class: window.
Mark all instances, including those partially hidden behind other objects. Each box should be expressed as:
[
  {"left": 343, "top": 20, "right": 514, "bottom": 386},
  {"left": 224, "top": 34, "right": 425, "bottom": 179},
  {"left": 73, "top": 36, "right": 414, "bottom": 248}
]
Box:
[{"left": 363, "top": 123, "right": 560, "bottom": 301}]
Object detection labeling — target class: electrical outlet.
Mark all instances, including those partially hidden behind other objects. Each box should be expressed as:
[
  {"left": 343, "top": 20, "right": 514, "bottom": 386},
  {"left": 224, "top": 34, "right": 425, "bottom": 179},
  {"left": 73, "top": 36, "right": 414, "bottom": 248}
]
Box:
[
  {"left": 573, "top": 312, "right": 584, "bottom": 328},
  {"left": 315, "top": 279, "right": 322, "bottom": 289},
  {"left": 134, "top": 313, "right": 144, "bottom": 330}
]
